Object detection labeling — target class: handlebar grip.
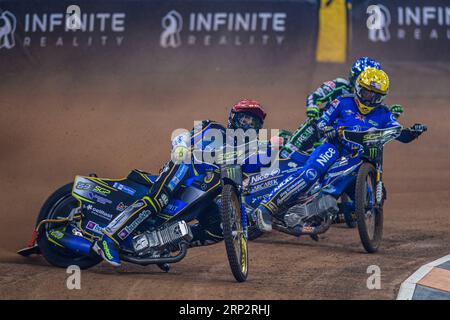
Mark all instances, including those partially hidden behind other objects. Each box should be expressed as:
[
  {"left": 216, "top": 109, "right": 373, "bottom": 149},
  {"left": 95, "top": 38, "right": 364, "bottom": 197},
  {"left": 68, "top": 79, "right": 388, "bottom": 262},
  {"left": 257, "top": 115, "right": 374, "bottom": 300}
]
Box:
[{"left": 411, "top": 123, "right": 427, "bottom": 132}]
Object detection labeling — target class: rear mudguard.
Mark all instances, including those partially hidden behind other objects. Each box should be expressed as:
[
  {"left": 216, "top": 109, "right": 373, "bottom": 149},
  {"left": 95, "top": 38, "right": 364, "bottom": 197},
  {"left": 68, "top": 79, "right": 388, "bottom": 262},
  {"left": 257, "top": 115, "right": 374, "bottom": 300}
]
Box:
[{"left": 17, "top": 244, "right": 40, "bottom": 257}]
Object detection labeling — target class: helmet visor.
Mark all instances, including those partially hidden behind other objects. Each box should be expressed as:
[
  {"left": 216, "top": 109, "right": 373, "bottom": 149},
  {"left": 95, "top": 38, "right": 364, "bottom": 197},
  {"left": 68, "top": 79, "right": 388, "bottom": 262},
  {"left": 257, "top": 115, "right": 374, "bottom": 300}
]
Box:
[
  {"left": 235, "top": 112, "right": 262, "bottom": 130},
  {"left": 357, "top": 86, "right": 385, "bottom": 107}
]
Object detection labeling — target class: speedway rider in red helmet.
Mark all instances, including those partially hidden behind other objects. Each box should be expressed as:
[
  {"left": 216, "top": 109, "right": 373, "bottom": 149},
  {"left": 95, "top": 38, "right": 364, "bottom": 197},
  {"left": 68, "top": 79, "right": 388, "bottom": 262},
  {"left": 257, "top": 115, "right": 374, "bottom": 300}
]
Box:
[{"left": 93, "top": 99, "right": 267, "bottom": 266}]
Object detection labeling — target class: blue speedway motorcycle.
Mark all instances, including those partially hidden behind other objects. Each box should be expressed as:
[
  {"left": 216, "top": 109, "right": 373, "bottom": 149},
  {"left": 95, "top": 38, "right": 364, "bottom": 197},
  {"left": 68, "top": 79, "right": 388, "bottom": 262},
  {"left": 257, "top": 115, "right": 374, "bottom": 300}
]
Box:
[
  {"left": 18, "top": 163, "right": 249, "bottom": 281},
  {"left": 226, "top": 122, "right": 414, "bottom": 254}
]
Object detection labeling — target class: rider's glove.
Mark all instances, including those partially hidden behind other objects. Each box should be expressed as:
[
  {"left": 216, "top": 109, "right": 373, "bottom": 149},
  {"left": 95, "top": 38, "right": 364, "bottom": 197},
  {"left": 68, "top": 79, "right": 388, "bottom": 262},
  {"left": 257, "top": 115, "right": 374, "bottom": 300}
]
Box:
[
  {"left": 390, "top": 104, "right": 404, "bottom": 119},
  {"left": 172, "top": 145, "right": 190, "bottom": 164},
  {"left": 410, "top": 123, "right": 427, "bottom": 138},
  {"left": 171, "top": 132, "right": 191, "bottom": 164},
  {"left": 306, "top": 106, "right": 321, "bottom": 119},
  {"left": 322, "top": 126, "right": 337, "bottom": 139}
]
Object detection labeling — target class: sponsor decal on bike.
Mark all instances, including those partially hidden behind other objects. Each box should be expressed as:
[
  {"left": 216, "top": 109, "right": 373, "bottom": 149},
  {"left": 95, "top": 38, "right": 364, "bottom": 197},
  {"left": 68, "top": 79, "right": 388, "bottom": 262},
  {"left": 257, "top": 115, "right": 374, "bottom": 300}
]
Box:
[
  {"left": 116, "top": 202, "right": 128, "bottom": 212},
  {"left": 305, "top": 169, "right": 318, "bottom": 180},
  {"left": 118, "top": 210, "right": 151, "bottom": 239},
  {"left": 87, "top": 192, "right": 112, "bottom": 205},
  {"left": 86, "top": 220, "right": 103, "bottom": 234},
  {"left": 164, "top": 203, "right": 179, "bottom": 214},
  {"left": 134, "top": 200, "right": 145, "bottom": 208},
  {"left": 249, "top": 194, "right": 270, "bottom": 205},
  {"left": 158, "top": 193, "right": 169, "bottom": 207},
  {"left": 277, "top": 178, "right": 306, "bottom": 204},
  {"left": 118, "top": 229, "right": 129, "bottom": 240},
  {"left": 50, "top": 230, "right": 64, "bottom": 239},
  {"left": 249, "top": 168, "right": 281, "bottom": 185},
  {"left": 75, "top": 181, "right": 94, "bottom": 191},
  {"left": 93, "top": 185, "right": 111, "bottom": 196},
  {"left": 325, "top": 160, "right": 359, "bottom": 179},
  {"left": 290, "top": 125, "right": 316, "bottom": 148},
  {"left": 112, "top": 182, "right": 136, "bottom": 196},
  {"left": 280, "top": 149, "right": 291, "bottom": 158},
  {"left": 155, "top": 163, "right": 171, "bottom": 183},
  {"left": 204, "top": 171, "right": 215, "bottom": 184},
  {"left": 167, "top": 164, "right": 188, "bottom": 191},
  {"left": 248, "top": 179, "right": 278, "bottom": 194},
  {"left": 316, "top": 147, "right": 337, "bottom": 167},
  {"left": 104, "top": 211, "right": 130, "bottom": 234},
  {"left": 363, "top": 132, "right": 383, "bottom": 143},
  {"left": 271, "top": 174, "right": 294, "bottom": 194},
  {"left": 85, "top": 204, "right": 113, "bottom": 220},
  {"left": 288, "top": 162, "right": 298, "bottom": 168},
  {"left": 265, "top": 202, "right": 278, "bottom": 213}
]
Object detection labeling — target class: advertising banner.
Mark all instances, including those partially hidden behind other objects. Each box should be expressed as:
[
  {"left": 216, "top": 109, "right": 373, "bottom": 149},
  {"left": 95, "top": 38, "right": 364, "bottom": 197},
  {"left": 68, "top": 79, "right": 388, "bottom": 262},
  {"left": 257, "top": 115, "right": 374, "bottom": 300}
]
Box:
[
  {"left": 351, "top": 0, "right": 450, "bottom": 61},
  {"left": 0, "top": 0, "right": 318, "bottom": 73}
]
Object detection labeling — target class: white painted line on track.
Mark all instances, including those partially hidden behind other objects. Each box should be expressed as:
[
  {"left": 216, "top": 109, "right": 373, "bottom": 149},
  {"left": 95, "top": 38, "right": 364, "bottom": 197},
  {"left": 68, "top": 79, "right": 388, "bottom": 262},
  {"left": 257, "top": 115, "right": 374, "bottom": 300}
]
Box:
[{"left": 397, "top": 254, "right": 450, "bottom": 300}]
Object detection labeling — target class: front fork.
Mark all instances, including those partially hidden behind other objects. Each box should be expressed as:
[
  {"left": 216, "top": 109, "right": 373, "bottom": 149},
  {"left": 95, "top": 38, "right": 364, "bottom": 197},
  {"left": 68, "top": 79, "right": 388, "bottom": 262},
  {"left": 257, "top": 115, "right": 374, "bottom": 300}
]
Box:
[
  {"left": 375, "top": 163, "right": 384, "bottom": 206},
  {"left": 240, "top": 192, "right": 248, "bottom": 239}
]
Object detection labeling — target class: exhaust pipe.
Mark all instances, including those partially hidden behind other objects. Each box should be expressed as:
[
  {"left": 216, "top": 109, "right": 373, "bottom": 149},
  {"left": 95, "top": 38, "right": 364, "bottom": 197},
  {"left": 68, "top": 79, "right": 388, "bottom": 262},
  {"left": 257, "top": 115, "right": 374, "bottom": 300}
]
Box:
[
  {"left": 120, "top": 242, "right": 188, "bottom": 266},
  {"left": 273, "top": 220, "right": 332, "bottom": 237}
]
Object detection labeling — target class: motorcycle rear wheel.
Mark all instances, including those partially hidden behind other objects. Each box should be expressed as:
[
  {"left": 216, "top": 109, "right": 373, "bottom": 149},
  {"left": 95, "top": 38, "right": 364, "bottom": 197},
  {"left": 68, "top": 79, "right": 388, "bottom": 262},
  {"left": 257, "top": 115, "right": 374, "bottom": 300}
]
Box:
[
  {"left": 37, "top": 183, "right": 102, "bottom": 269},
  {"left": 220, "top": 184, "right": 248, "bottom": 282}
]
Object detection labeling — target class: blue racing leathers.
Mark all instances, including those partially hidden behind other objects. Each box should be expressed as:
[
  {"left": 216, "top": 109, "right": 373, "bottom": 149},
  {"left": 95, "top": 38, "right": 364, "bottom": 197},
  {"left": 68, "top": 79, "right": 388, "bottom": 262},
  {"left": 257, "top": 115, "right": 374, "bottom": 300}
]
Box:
[{"left": 258, "top": 95, "right": 401, "bottom": 215}]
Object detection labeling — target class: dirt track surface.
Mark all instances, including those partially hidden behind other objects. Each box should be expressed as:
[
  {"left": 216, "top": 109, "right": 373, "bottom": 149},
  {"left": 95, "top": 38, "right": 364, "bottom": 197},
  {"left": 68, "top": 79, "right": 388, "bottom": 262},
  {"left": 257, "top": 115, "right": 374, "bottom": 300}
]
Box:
[{"left": 1, "top": 61, "right": 449, "bottom": 299}]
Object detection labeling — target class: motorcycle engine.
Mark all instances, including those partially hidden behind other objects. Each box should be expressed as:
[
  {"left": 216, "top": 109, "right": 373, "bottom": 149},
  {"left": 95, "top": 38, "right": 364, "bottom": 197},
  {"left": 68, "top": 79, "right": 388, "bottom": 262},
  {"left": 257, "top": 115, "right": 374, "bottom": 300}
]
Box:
[
  {"left": 132, "top": 220, "right": 193, "bottom": 256},
  {"left": 284, "top": 195, "right": 339, "bottom": 228}
]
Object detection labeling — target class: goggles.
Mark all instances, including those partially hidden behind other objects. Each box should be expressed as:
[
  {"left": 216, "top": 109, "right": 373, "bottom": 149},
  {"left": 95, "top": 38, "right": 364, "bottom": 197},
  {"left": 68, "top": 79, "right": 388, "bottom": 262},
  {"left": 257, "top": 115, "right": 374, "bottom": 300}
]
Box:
[
  {"left": 234, "top": 112, "right": 262, "bottom": 130},
  {"left": 356, "top": 86, "right": 386, "bottom": 107}
]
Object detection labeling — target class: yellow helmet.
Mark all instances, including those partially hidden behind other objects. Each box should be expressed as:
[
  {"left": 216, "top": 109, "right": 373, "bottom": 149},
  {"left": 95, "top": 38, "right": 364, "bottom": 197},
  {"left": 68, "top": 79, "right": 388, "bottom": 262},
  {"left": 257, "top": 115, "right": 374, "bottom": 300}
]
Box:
[{"left": 355, "top": 68, "right": 389, "bottom": 114}]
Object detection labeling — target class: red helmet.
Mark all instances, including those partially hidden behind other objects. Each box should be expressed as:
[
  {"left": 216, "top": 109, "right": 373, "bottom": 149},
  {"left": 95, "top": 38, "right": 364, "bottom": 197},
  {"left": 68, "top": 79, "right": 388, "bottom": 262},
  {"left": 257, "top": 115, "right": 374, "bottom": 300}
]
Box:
[{"left": 228, "top": 99, "right": 267, "bottom": 130}]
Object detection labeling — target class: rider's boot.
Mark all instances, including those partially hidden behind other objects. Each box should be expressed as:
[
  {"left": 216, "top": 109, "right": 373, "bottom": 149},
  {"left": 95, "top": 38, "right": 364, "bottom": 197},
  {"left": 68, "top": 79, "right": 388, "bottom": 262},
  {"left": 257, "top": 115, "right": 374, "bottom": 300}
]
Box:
[
  {"left": 93, "top": 196, "right": 160, "bottom": 266},
  {"left": 189, "top": 212, "right": 223, "bottom": 247},
  {"left": 254, "top": 206, "right": 273, "bottom": 232},
  {"left": 93, "top": 161, "right": 188, "bottom": 266},
  {"left": 93, "top": 235, "right": 121, "bottom": 267}
]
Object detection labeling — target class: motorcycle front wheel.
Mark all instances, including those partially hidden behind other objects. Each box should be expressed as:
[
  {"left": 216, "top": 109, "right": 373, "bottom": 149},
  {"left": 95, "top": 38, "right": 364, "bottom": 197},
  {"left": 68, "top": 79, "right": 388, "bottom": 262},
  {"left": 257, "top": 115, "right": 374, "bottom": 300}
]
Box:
[
  {"left": 220, "top": 183, "right": 248, "bottom": 282},
  {"left": 355, "top": 163, "right": 384, "bottom": 253}
]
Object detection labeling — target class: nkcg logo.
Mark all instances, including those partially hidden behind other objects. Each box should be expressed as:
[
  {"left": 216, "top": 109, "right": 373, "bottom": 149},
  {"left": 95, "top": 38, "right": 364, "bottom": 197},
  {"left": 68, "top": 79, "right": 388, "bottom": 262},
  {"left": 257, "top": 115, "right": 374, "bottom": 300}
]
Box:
[
  {"left": 367, "top": 4, "right": 450, "bottom": 42},
  {"left": 160, "top": 10, "right": 287, "bottom": 48}
]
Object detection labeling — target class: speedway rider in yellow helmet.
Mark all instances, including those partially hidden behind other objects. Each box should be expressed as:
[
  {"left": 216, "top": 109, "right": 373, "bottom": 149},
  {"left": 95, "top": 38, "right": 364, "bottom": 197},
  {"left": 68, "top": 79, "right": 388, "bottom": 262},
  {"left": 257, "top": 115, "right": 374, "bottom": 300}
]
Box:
[
  {"left": 254, "top": 68, "right": 427, "bottom": 232},
  {"left": 355, "top": 67, "right": 389, "bottom": 115}
]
